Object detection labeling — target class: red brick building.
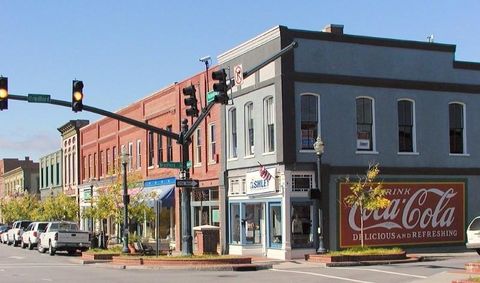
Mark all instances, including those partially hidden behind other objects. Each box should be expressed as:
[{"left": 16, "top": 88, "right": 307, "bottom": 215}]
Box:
[{"left": 79, "top": 68, "right": 222, "bottom": 251}]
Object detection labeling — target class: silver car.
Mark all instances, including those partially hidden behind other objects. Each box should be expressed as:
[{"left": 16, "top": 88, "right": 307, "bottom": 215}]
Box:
[{"left": 466, "top": 216, "right": 480, "bottom": 255}]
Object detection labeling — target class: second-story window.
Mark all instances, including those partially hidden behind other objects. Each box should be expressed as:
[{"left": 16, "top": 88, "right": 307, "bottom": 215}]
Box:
[
  {"left": 264, "top": 96, "right": 275, "bottom": 153},
  {"left": 112, "top": 146, "right": 116, "bottom": 173},
  {"left": 157, "top": 133, "right": 163, "bottom": 165},
  {"left": 449, "top": 102, "right": 465, "bottom": 154},
  {"left": 356, "top": 97, "right": 375, "bottom": 151},
  {"left": 128, "top": 143, "right": 133, "bottom": 172},
  {"left": 209, "top": 123, "right": 216, "bottom": 163},
  {"left": 228, "top": 108, "right": 237, "bottom": 159},
  {"left": 398, "top": 100, "right": 415, "bottom": 153},
  {"left": 148, "top": 132, "right": 154, "bottom": 167},
  {"left": 195, "top": 127, "right": 202, "bottom": 165},
  {"left": 106, "top": 148, "right": 110, "bottom": 174},
  {"left": 245, "top": 102, "right": 254, "bottom": 156},
  {"left": 93, "top": 153, "right": 97, "bottom": 178},
  {"left": 99, "top": 150, "right": 104, "bottom": 177},
  {"left": 301, "top": 94, "right": 319, "bottom": 150},
  {"left": 166, "top": 125, "right": 173, "bottom": 162},
  {"left": 136, "top": 140, "right": 142, "bottom": 170}
]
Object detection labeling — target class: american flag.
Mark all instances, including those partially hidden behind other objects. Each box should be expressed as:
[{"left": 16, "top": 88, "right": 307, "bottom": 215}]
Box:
[{"left": 259, "top": 163, "right": 273, "bottom": 181}]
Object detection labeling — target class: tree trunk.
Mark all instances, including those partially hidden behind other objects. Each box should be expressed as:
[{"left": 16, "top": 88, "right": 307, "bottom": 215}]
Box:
[{"left": 360, "top": 206, "right": 364, "bottom": 248}]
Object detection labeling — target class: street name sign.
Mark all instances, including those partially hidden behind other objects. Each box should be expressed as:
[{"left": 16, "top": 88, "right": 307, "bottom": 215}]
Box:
[
  {"left": 158, "top": 161, "right": 191, "bottom": 169},
  {"left": 176, "top": 179, "right": 199, "bottom": 188},
  {"left": 28, "top": 93, "right": 51, "bottom": 103},
  {"left": 206, "top": 90, "right": 219, "bottom": 103}
]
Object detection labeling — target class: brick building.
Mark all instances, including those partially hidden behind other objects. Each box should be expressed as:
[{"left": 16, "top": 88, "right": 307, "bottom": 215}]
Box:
[{"left": 78, "top": 68, "right": 222, "bottom": 251}]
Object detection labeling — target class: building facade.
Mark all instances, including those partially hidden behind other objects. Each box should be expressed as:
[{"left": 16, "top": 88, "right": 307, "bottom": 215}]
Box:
[
  {"left": 78, "top": 70, "right": 223, "bottom": 251},
  {"left": 3, "top": 161, "right": 39, "bottom": 197},
  {"left": 39, "top": 150, "right": 63, "bottom": 200},
  {"left": 217, "top": 25, "right": 480, "bottom": 259}
]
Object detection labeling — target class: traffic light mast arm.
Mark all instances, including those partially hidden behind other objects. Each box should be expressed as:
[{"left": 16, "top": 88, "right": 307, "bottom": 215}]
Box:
[
  {"left": 8, "top": 94, "right": 180, "bottom": 141},
  {"left": 242, "top": 41, "right": 298, "bottom": 79},
  {"left": 184, "top": 99, "right": 216, "bottom": 142}
]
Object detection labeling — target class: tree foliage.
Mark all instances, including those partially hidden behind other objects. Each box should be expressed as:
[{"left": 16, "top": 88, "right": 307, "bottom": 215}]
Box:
[
  {"left": 344, "top": 164, "right": 390, "bottom": 247},
  {"left": 0, "top": 194, "right": 39, "bottom": 222},
  {"left": 35, "top": 193, "right": 78, "bottom": 221}
]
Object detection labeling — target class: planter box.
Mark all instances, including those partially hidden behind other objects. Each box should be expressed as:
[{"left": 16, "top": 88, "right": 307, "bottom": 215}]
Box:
[
  {"left": 465, "top": 262, "right": 480, "bottom": 273},
  {"left": 82, "top": 252, "right": 121, "bottom": 261},
  {"left": 306, "top": 251, "right": 407, "bottom": 263},
  {"left": 112, "top": 256, "right": 251, "bottom": 266}
]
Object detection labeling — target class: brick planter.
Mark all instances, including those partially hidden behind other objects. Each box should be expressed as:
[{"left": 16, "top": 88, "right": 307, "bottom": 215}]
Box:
[
  {"left": 82, "top": 252, "right": 121, "bottom": 261},
  {"left": 112, "top": 256, "right": 251, "bottom": 266},
  {"left": 465, "top": 262, "right": 480, "bottom": 273},
  {"left": 306, "top": 251, "right": 407, "bottom": 263}
]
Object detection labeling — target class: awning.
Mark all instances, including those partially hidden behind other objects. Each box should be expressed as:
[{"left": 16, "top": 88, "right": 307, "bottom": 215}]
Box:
[{"left": 143, "top": 177, "right": 176, "bottom": 208}]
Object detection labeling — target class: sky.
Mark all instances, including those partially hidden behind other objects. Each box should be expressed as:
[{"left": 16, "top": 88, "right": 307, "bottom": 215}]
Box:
[{"left": 0, "top": 0, "right": 479, "bottom": 161}]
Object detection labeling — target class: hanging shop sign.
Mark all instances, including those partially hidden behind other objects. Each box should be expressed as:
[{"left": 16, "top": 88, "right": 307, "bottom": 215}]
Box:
[
  {"left": 246, "top": 168, "right": 276, "bottom": 195},
  {"left": 338, "top": 181, "right": 466, "bottom": 248}
]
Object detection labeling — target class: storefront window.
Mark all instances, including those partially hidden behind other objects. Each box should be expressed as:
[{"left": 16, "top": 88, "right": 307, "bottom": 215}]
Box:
[
  {"left": 291, "top": 203, "right": 313, "bottom": 248},
  {"left": 194, "top": 206, "right": 209, "bottom": 226},
  {"left": 230, "top": 204, "right": 240, "bottom": 244},
  {"left": 269, "top": 203, "right": 282, "bottom": 248},
  {"left": 244, "top": 203, "right": 262, "bottom": 244}
]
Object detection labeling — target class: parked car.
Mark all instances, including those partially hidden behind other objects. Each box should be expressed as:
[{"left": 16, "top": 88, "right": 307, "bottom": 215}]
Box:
[
  {"left": 467, "top": 216, "right": 480, "bottom": 255},
  {"left": 0, "top": 224, "right": 10, "bottom": 243},
  {"left": 7, "top": 220, "right": 32, "bottom": 246},
  {"left": 21, "top": 221, "right": 50, "bottom": 250},
  {"left": 38, "top": 221, "right": 90, "bottom": 255}
]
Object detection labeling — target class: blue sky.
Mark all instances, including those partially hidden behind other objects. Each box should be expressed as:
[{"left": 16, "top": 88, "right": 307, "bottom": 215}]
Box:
[{"left": 1, "top": 0, "right": 479, "bottom": 161}]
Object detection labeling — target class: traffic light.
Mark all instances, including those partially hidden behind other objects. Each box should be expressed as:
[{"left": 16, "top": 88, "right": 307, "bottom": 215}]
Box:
[
  {"left": 0, "top": 77, "right": 8, "bottom": 111},
  {"left": 212, "top": 69, "right": 232, "bottom": 104},
  {"left": 183, "top": 85, "right": 198, "bottom": 117},
  {"left": 72, "top": 80, "right": 84, "bottom": 112}
]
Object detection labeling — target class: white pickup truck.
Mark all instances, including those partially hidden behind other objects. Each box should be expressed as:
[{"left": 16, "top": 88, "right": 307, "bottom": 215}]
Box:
[{"left": 38, "top": 221, "right": 90, "bottom": 255}]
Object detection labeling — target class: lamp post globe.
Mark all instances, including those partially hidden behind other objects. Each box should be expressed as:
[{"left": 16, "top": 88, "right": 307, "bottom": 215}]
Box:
[{"left": 314, "top": 136, "right": 327, "bottom": 254}]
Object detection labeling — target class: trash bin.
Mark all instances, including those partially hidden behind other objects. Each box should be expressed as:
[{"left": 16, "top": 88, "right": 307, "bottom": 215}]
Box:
[{"left": 193, "top": 225, "right": 219, "bottom": 255}]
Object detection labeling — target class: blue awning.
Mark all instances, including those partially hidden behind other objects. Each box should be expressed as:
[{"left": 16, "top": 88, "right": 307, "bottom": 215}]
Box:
[{"left": 143, "top": 177, "right": 176, "bottom": 208}]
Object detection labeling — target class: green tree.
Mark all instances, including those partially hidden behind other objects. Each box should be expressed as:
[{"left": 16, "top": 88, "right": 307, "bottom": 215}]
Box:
[
  {"left": 344, "top": 164, "right": 390, "bottom": 247},
  {"left": 0, "top": 193, "right": 39, "bottom": 222},
  {"left": 34, "top": 193, "right": 78, "bottom": 221}
]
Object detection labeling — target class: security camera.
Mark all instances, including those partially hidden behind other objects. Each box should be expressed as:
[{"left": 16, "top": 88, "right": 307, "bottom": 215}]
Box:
[{"left": 199, "top": 56, "right": 211, "bottom": 63}]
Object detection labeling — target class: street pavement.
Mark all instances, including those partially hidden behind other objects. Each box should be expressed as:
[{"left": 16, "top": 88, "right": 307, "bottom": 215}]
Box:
[{"left": 1, "top": 242, "right": 479, "bottom": 283}]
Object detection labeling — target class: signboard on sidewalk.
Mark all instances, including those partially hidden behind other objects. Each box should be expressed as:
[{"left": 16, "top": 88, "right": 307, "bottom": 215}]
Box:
[{"left": 338, "top": 181, "right": 466, "bottom": 248}]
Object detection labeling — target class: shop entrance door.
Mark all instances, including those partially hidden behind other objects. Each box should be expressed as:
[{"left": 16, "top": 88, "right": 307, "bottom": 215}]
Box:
[{"left": 243, "top": 203, "right": 264, "bottom": 245}]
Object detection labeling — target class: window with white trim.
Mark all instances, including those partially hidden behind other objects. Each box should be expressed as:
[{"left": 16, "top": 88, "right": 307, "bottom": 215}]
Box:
[
  {"left": 194, "top": 127, "right": 202, "bottom": 165},
  {"left": 356, "top": 97, "right": 375, "bottom": 151},
  {"left": 301, "top": 94, "right": 319, "bottom": 150},
  {"left": 264, "top": 96, "right": 275, "bottom": 152},
  {"left": 449, "top": 102, "right": 466, "bottom": 154},
  {"left": 228, "top": 108, "right": 237, "bottom": 158},
  {"left": 292, "top": 174, "right": 313, "bottom": 192},
  {"left": 128, "top": 142, "right": 133, "bottom": 172},
  {"left": 136, "top": 140, "right": 141, "bottom": 170},
  {"left": 208, "top": 123, "right": 216, "bottom": 163},
  {"left": 398, "top": 99, "right": 415, "bottom": 153},
  {"left": 148, "top": 131, "right": 154, "bottom": 167},
  {"left": 245, "top": 102, "right": 254, "bottom": 156}
]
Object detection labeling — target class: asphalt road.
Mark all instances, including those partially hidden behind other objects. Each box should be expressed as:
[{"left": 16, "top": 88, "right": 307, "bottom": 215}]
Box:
[{"left": 0, "top": 243, "right": 478, "bottom": 283}]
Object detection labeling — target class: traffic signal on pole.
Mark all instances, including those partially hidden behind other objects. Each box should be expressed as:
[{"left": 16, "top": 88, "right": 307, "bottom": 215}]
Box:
[
  {"left": 0, "top": 77, "right": 8, "bottom": 111},
  {"left": 183, "top": 85, "right": 198, "bottom": 117},
  {"left": 212, "top": 68, "right": 232, "bottom": 104},
  {"left": 72, "top": 80, "right": 84, "bottom": 112}
]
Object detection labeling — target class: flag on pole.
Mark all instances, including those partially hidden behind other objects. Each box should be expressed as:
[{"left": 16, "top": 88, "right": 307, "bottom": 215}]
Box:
[{"left": 258, "top": 162, "right": 273, "bottom": 181}]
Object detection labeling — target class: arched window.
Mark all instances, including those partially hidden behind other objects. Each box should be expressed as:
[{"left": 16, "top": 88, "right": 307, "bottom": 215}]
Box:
[
  {"left": 228, "top": 108, "right": 238, "bottom": 158},
  {"left": 264, "top": 97, "right": 275, "bottom": 152},
  {"left": 398, "top": 99, "right": 416, "bottom": 153},
  {"left": 245, "top": 102, "right": 254, "bottom": 156},
  {"left": 356, "top": 97, "right": 375, "bottom": 151},
  {"left": 449, "top": 102, "right": 466, "bottom": 154},
  {"left": 300, "top": 94, "right": 320, "bottom": 150}
]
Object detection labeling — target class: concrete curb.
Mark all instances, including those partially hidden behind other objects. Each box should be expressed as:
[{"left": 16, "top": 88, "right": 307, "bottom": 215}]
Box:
[
  {"left": 317, "top": 256, "right": 422, "bottom": 267},
  {"left": 91, "top": 263, "right": 273, "bottom": 271}
]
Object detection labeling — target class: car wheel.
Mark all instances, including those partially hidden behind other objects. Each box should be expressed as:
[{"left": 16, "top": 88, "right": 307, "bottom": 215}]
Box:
[
  {"left": 48, "top": 241, "right": 55, "bottom": 256},
  {"left": 7, "top": 237, "right": 12, "bottom": 245},
  {"left": 67, "top": 249, "right": 76, "bottom": 256},
  {"left": 21, "top": 241, "right": 26, "bottom": 249},
  {"left": 13, "top": 238, "right": 18, "bottom": 247},
  {"left": 38, "top": 244, "right": 46, "bottom": 253},
  {"left": 28, "top": 240, "right": 33, "bottom": 250}
]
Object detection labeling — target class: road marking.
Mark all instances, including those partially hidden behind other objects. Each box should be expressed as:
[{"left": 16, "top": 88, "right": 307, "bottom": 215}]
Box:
[
  {"left": 41, "top": 279, "right": 53, "bottom": 282},
  {"left": 336, "top": 267, "right": 428, "bottom": 279},
  {"left": 8, "top": 256, "right": 24, "bottom": 259},
  {"left": 271, "top": 269, "right": 375, "bottom": 283}
]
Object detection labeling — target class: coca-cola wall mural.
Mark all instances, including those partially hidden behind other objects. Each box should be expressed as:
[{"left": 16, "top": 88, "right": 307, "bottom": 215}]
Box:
[{"left": 339, "top": 181, "right": 466, "bottom": 248}]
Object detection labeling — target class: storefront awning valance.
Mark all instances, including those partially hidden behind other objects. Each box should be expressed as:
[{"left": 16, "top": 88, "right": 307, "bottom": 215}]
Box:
[{"left": 143, "top": 177, "right": 176, "bottom": 208}]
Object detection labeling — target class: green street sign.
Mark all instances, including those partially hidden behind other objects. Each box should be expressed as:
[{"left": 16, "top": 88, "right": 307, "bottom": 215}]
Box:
[
  {"left": 28, "top": 93, "right": 51, "bottom": 103},
  {"left": 206, "top": 90, "right": 219, "bottom": 103},
  {"left": 158, "top": 161, "right": 191, "bottom": 169}
]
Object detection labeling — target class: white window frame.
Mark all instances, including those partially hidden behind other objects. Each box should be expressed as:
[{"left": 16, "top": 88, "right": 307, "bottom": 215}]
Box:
[
  {"left": 355, "top": 96, "right": 377, "bottom": 154},
  {"left": 128, "top": 142, "right": 133, "bottom": 172},
  {"left": 449, "top": 102, "right": 468, "bottom": 156},
  {"left": 136, "top": 140, "right": 141, "bottom": 170},
  {"left": 245, "top": 102, "right": 255, "bottom": 157},
  {"left": 299, "top": 93, "right": 321, "bottom": 152},
  {"left": 263, "top": 96, "right": 275, "bottom": 154},
  {"left": 228, "top": 107, "right": 238, "bottom": 160},
  {"left": 397, "top": 98, "right": 418, "bottom": 155},
  {"left": 194, "top": 127, "right": 202, "bottom": 166},
  {"left": 208, "top": 123, "right": 216, "bottom": 164}
]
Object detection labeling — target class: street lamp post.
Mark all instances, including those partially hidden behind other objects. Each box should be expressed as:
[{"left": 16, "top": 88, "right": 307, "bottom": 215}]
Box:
[
  {"left": 89, "top": 183, "right": 94, "bottom": 234},
  {"left": 313, "top": 136, "right": 326, "bottom": 254},
  {"left": 121, "top": 149, "right": 130, "bottom": 254}
]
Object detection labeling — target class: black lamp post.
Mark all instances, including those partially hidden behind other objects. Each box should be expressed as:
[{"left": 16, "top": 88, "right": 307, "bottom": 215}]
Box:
[
  {"left": 89, "top": 183, "right": 94, "bottom": 234},
  {"left": 121, "top": 148, "right": 130, "bottom": 254},
  {"left": 313, "top": 136, "right": 326, "bottom": 254}
]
